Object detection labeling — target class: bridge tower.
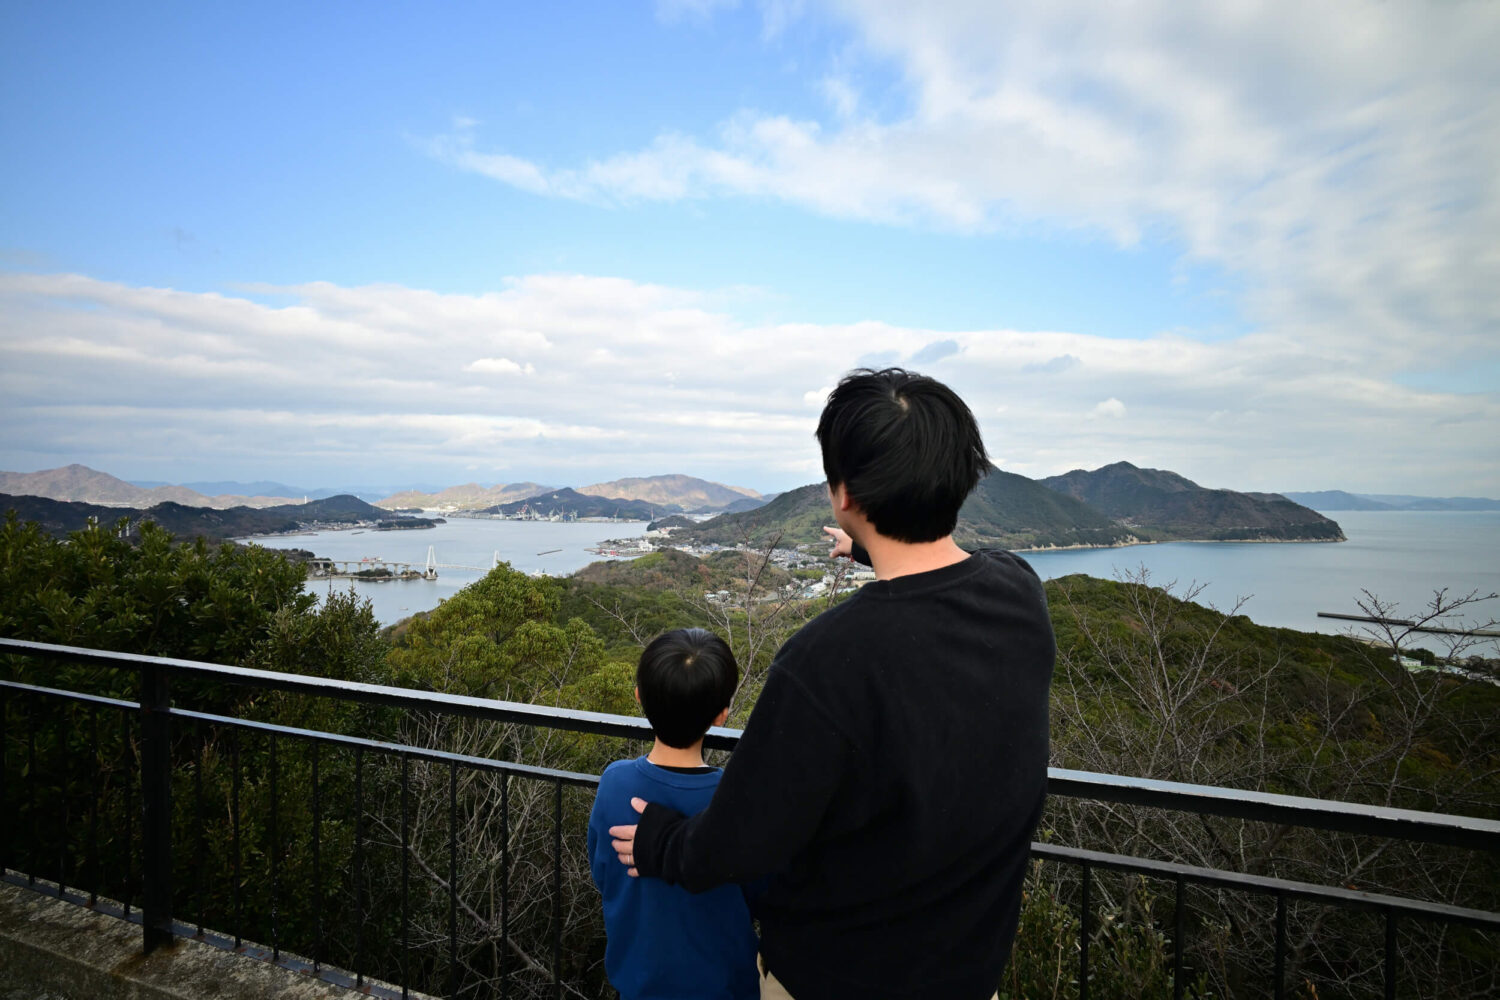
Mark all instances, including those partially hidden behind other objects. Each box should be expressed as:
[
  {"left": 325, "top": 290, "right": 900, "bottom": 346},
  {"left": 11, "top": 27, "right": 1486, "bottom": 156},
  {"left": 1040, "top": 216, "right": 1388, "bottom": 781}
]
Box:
[{"left": 424, "top": 545, "right": 438, "bottom": 580}]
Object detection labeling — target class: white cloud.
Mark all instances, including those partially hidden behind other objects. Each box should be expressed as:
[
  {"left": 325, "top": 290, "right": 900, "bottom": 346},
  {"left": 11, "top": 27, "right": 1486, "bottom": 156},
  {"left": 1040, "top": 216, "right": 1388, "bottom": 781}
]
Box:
[
  {"left": 425, "top": 0, "right": 1500, "bottom": 373},
  {"left": 465, "top": 357, "right": 536, "bottom": 376},
  {"left": 820, "top": 75, "right": 859, "bottom": 120},
  {"left": 1023, "top": 354, "right": 1081, "bottom": 376},
  {"left": 1, "top": 270, "right": 1496, "bottom": 494},
  {"left": 1090, "top": 398, "right": 1127, "bottom": 420}
]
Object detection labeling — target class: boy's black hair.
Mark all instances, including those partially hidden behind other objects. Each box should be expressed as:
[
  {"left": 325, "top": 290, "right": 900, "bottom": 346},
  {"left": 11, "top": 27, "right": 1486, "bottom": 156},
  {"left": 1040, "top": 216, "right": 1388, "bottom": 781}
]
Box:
[
  {"left": 636, "top": 628, "right": 739, "bottom": 749},
  {"left": 815, "top": 367, "right": 989, "bottom": 543}
]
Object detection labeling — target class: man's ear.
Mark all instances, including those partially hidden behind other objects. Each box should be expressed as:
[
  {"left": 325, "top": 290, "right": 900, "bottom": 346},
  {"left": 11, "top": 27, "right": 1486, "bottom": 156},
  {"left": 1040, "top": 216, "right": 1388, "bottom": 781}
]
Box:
[
  {"left": 713, "top": 706, "right": 730, "bottom": 727},
  {"left": 830, "top": 482, "right": 855, "bottom": 512},
  {"left": 634, "top": 687, "right": 641, "bottom": 704}
]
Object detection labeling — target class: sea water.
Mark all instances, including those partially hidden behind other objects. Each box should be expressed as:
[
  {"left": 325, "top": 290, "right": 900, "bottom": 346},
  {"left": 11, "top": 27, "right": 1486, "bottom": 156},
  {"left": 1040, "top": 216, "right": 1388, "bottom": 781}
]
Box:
[
  {"left": 1022, "top": 511, "right": 1500, "bottom": 652},
  {"left": 242, "top": 518, "right": 649, "bottom": 626},
  {"left": 243, "top": 511, "right": 1500, "bottom": 652}
]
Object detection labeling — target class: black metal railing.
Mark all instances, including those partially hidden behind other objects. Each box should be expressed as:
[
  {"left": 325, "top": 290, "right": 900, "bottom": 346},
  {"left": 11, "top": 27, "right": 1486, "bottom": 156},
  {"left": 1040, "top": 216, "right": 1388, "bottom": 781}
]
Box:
[{"left": 2, "top": 637, "right": 1498, "bottom": 1000}]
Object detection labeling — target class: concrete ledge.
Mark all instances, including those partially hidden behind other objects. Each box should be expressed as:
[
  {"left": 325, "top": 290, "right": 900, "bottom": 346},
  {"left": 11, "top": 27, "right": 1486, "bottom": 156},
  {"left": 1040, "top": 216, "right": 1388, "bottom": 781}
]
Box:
[{"left": 0, "top": 881, "right": 384, "bottom": 1000}]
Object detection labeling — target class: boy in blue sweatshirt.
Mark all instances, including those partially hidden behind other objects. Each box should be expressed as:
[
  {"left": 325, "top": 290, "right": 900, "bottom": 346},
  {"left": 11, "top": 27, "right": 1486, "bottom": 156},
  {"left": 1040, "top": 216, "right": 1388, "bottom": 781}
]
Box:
[{"left": 586, "top": 628, "right": 758, "bottom": 1000}]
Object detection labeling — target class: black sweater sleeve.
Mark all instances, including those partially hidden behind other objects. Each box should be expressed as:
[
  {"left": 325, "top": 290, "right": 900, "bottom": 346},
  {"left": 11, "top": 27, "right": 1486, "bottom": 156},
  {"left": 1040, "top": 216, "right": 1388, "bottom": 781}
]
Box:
[{"left": 633, "top": 663, "right": 853, "bottom": 892}]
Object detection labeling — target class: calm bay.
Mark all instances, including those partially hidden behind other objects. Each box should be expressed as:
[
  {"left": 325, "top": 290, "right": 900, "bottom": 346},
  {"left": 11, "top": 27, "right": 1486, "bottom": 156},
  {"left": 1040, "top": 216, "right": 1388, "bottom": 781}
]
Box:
[
  {"left": 1023, "top": 510, "right": 1500, "bottom": 652},
  {"left": 243, "top": 518, "right": 649, "bottom": 626},
  {"left": 244, "top": 510, "right": 1500, "bottom": 653}
]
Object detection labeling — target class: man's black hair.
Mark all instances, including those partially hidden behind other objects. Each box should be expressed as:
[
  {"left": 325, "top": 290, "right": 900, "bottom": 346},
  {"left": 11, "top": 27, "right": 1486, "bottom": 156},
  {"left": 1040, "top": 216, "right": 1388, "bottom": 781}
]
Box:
[
  {"left": 815, "top": 367, "right": 989, "bottom": 543},
  {"left": 636, "top": 628, "right": 739, "bottom": 749}
]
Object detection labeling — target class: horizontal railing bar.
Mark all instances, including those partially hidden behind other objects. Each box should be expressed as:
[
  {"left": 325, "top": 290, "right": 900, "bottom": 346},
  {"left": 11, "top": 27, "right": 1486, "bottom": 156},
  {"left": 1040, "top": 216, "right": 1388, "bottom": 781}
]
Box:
[
  {"left": 0, "top": 681, "right": 135, "bottom": 713},
  {"left": 1047, "top": 768, "right": 1500, "bottom": 853},
  {"left": 0, "top": 679, "right": 602, "bottom": 790},
  {"left": 1031, "top": 843, "right": 1500, "bottom": 932},
  {"left": 5, "top": 639, "right": 1498, "bottom": 849},
  {"left": 0, "top": 637, "right": 685, "bottom": 743},
  {"left": 168, "top": 708, "right": 603, "bottom": 789}
]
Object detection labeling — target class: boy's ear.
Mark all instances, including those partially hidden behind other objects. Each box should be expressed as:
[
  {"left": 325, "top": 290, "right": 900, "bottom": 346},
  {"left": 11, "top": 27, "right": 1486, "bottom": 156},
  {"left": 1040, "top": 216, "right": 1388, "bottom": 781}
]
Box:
[{"left": 713, "top": 706, "right": 730, "bottom": 727}]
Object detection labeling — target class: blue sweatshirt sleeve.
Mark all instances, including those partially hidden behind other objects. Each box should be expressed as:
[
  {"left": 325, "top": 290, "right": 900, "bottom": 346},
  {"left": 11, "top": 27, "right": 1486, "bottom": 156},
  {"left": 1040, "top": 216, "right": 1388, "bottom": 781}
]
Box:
[{"left": 588, "top": 765, "right": 621, "bottom": 894}]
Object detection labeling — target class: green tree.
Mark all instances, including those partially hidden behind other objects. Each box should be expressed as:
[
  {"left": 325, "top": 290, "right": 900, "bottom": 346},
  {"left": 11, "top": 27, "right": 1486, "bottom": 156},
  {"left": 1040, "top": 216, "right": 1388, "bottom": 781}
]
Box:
[
  {"left": 1044, "top": 570, "right": 1500, "bottom": 999},
  {"left": 0, "top": 513, "right": 337, "bottom": 708},
  {"left": 0, "top": 512, "right": 391, "bottom": 986},
  {"left": 382, "top": 562, "right": 639, "bottom": 995}
]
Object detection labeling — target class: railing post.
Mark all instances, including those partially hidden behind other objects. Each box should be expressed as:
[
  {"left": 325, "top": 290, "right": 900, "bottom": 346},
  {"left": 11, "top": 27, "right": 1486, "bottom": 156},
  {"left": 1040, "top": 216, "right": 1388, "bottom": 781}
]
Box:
[
  {"left": 139, "top": 662, "right": 173, "bottom": 953},
  {"left": 1384, "top": 910, "right": 1397, "bottom": 1000},
  {"left": 1079, "top": 862, "right": 1091, "bottom": 1000},
  {"left": 1273, "top": 893, "right": 1287, "bottom": 1000},
  {"left": 0, "top": 688, "right": 7, "bottom": 874}
]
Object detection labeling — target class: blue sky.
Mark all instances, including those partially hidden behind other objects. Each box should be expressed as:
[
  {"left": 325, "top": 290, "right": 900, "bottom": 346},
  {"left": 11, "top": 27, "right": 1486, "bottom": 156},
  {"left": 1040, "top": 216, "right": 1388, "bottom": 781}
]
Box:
[{"left": 2, "top": 1, "right": 1497, "bottom": 496}]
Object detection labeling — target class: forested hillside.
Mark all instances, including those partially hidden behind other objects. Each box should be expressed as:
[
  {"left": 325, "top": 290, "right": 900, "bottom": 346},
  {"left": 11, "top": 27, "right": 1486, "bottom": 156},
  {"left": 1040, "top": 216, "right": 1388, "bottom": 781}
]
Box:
[
  {"left": 0, "top": 492, "right": 434, "bottom": 541},
  {"left": 483, "top": 487, "right": 665, "bottom": 520},
  {"left": 1041, "top": 462, "right": 1344, "bottom": 540},
  {"left": 660, "top": 462, "right": 1344, "bottom": 551},
  {"left": 954, "top": 468, "right": 1139, "bottom": 549},
  {"left": 575, "top": 474, "right": 762, "bottom": 511},
  {"left": 663, "top": 483, "right": 831, "bottom": 547},
  {"left": 664, "top": 472, "right": 1142, "bottom": 550}
]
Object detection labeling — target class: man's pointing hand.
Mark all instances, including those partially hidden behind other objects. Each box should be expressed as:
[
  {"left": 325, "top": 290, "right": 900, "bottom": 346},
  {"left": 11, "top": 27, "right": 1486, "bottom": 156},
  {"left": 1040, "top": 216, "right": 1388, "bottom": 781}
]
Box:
[{"left": 608, "top": 797, "right": 649, "bottom": 877}]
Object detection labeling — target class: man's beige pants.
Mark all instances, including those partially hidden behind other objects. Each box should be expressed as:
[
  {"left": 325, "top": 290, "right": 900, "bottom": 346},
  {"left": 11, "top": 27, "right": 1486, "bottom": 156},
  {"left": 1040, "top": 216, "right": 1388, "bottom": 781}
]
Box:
[{"left": 757, "top": 955, "right": 794, "bottom": 1000}]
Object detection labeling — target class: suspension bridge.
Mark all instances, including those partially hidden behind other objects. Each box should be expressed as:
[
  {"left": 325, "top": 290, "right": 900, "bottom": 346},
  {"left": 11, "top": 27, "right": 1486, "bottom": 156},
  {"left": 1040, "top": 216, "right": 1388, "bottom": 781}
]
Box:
[{"left": 423, "top": 545, "right": 507, "bottom": 574}]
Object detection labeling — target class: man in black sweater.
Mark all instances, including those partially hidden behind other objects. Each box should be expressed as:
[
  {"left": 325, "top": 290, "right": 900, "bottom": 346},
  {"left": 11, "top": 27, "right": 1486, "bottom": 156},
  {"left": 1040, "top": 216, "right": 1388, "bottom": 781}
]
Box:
[{"left": 609, "top": 368, "right": 1055, "bottom": 999}]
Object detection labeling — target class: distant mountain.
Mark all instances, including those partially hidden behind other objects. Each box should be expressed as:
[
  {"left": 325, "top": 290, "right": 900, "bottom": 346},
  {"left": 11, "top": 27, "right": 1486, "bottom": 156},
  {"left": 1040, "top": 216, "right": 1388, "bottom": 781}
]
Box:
[
  {"left": 662, "top": 484, "right": 832, "bottom": 547},
  {"left": 647, "top": 514, "right": 698, "bottom": 532},
  {"left": 665, "top": 462, "right": 1344, "bottom": 553},
  {"left": 173, "top": 479, "right": 307, "bottom": 497},
  {"left": 1, "top": 495, "right": 140, "bottom": 539},
  {"left": 720, "top": 495, "right": 770, "bottom": 514},
  {"left": 576, "top": 475, "right": 761, "bottom": 511},
  {"left": 572, "top": 547, "right": 794, "bottom": 592},
  {"left": 173, "top": 480, "right": 390, "bottom": 502},
  {"left": 660, "top": 471, "right": 1137, "bottom": 551},
  {"left": 0, "top": 464, "right": 300, "bottom": 509},
  {"left": 1346, "top": 493, "right": 1500, "bottom": 512},
  {"left": 2, "top": 492, "right": 434, "bottom": 541},
  {"left": 375, "top": 482, "right": 554, "bottom": 510},
  {"left": 955, "top": 470, "right": 1140, "bottom": 549},
  {"left": 303, "top": 487, "right": 392, "bottom": 502},
  {"left": 484, "top": 488, "right": 665, "bottom": 521},
  {"left": 1042, "top": 462, "right": 1343, "bottom": 541},
  {"left": 1278, "top": 490, "right": 1395, "bottom": 512}
]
